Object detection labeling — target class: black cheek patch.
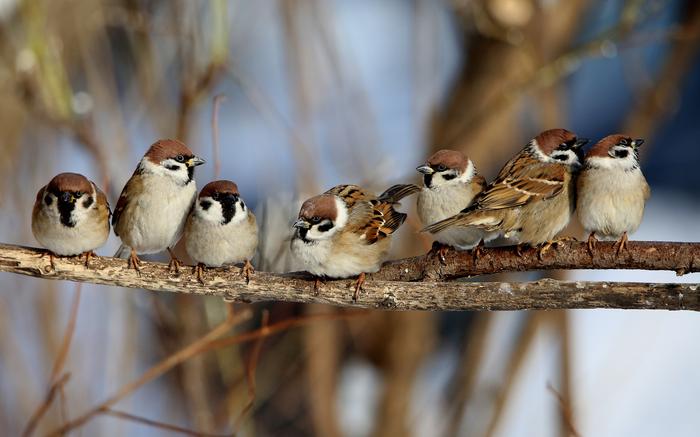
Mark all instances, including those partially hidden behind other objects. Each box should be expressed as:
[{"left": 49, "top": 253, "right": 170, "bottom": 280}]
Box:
[
  {"left": 318, "top": 222, "right": 334, "bottom": 232},
  {"left": 165, "top": 164, "right": 180, "bottom": 171},
  {"left": 553, "top": 154, "right": 569, "bottom": 161},
  {"left": 44, "top": 196, "right": 52, "bottom": 206},
  {"left": 82, "top": 196, "right": 93, "bottom": 208},
  {"left": 442, "top": 173, "right": 457, "bottom": 181},
  {"left": 614, "top": 149, "right": 629, "bottom": 159},
  {"left": 200, "top": 200, "right": 212, "bottom": 210}
]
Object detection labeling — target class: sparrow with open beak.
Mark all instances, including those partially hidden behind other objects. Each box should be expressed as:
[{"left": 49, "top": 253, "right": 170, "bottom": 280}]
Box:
[
  {"left": 32, "top": 172, "right": 111, "bottom": 268},
  {"left": 291, "top": 184, "right": 411, "bottom": 301},
  {"left": 577, "top": 134, "right": 650, "bottom": 255},
  {"left": 415, "top": 149, "right": 489, "bottom": 261},
  {"left": 184, "top": 180, "right": 258, "bottom": 284},
  {"left": 112, "top": 139, "right": 205, "bottom": 272},
  {"left": 423, "top": 129, "right": 588, "bottom": 258}
]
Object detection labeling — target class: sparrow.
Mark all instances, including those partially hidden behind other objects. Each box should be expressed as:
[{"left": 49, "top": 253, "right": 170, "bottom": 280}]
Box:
[
  {"left": 112, "top": 139, "right": 205, "bottom": 272},
  {"left": 32, "top": 172, "right": 111, "bottom": 268},
  {"left": 576, "top": 134, "right": 650, "bottom": 255},
  {"left": 415, "top": 149, "right": 488, "bottom": 261},
  {"left": 423, "top": 129, "right": 588, "bottom": 258},
  {"left": 184, "top": 180, "right": 258, "bottom": 284},
  {"left": 291, "top": 184, "right": 411, "bottom": 300}
]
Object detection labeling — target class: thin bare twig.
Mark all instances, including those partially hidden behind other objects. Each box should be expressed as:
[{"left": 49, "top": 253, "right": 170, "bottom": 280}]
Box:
[
  {"left": 47, "top": 310, "right": 362, "bottom": 436},
  {"left": 101, "top": 408, "right": 234, "bottom": 437},
  {"left": 22, "top": 283, "right": 82, "bottom": 437},
  {"left": 21, "top": 373, "right": 71, "bottom": 437},
  {"left": 233, "top": 310, "right": 269, "bottom": 432},
  {"left": 211, "top": 94, "right": 227, "bottom": 180},
  {"left": 47, "top": 307, "right": 253, "bottom": 436},
  {"left": 547, "top": 383, "right": 582, "bottom": 437}
]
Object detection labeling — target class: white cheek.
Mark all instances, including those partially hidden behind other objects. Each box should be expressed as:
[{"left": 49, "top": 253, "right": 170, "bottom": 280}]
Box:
[
  {"left": 306, "top": 223, "right": 337, "bottom": 240},
  {"left": 333, "top": 197, "right": 349, "bottom": 229},
  {"left": 43, "top": 195, "right": 61, "bottom": 219},
  {"left": 140, "top": 157, "right": 190, "bottom": 184},
  {"left": 585, "top": 155, "right": 637, "bottom": 171},
  {"left": 229, "top": 202, "right": 248, "bottom": 224},
  {"left": 551, "top": 150, "right": 580, "bottom": 166},
  {"left": 195, "top": 197, "right": 224, "bottom": 223},
  {"left": 71, "top": 185, "right": 98, "bottom": 223}
]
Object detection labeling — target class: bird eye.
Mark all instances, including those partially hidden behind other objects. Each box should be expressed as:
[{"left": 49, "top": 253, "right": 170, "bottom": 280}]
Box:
[
  {"left": 619, "top": 138, "right": 629, "bottom": 146},
  {"left": 436, "top": 164, "right": 447, "bottom": 172},
  {"left": 311, "top": 216, "right": 321, "bottom": 223},
  {"left": 212, "top": 193, "right": 219, "bottom": 200},
  {"left": 175, "top": 154, "right": 185, "bottom": 163},
  {"left": 74, "top": 192, "right": 83, "bottom": 198},
  {"left": 44, "top": 195, "right": 52, "bottom": 206}
]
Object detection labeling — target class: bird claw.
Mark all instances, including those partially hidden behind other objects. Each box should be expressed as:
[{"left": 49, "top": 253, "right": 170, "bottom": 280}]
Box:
[
  {"left": 472, "top": 239, "right": 485, "bottom": 263},
  {"left": 127, "top": 249, "right": 142, "bottom": 274},
  {"left": 313, "top": 277, "right": 322, "bottom": 295},
  {"left": 613, "top": 232, "right": 629, "bottom": 256},
  {"left": 427, "top": 242, "right": 450, "bottom": 266},
  {"left": 538, "top": 241, "right": 553, "bottom": 260},
  {"left": 166, "top": 248, "right": 181, "bottom": 274},
  {"left": 538, "top": 237, "right": 572, "bottom": 260},
  {"left": 240, "top": 260, "right": 254, "bottom": 284},
  {"left": 82, "top": 251, "right": 97, "bottom": 268},
  {"left": 515, "top": 243, "right": 527, "bottom": 257},
  {"left": 193, "top": 263, "right": 206, "bottom": 285},
  {"left": 352, "top": 272, "right": 366, "bottom": 302},
  {"left": 587, "top": 232, "right": 597, "bottom": 257},
  {"left": 38, "top": 250, "right": 57, "bottom": 271}
]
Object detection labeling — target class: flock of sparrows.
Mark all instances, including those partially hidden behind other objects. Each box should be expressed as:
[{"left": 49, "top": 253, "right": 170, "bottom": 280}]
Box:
[{"left": 31, "top": 129, "right": 649, "bottom": 298}]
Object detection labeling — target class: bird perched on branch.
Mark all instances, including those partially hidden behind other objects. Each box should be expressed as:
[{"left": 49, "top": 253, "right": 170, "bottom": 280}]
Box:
[
  {"left": 577, "top": 134, "right": 650, "bottom": 255},
  {"left": 423, "top": 129, "right": 588, "bottom": 258},
  {"left": 184, "top": 180, "right": 258, "bottom": 284},
  {"left": 291, "top": 184, "right": 411, "bottom": 300},
  {"left": 112, "top": 139, "right": 205, "bottom": 272},
  {"left": 32, "top": 172, "right": 110, "bottom": 268},
  {"left": 413, "top": 149, "right": 489, "bottom": 262}
]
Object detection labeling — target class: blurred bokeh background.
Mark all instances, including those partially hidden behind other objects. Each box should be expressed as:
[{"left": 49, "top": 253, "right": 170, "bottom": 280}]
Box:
[{"left": 1, "top": 0, "right": 699, "bottom": 435}]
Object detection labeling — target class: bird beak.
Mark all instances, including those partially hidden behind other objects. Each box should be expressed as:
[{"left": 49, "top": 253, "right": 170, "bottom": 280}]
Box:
[
  {"left": 188, "top": 156, "right": 206, "bottom": 167},
  {"left": 573, "top": 138, "right": 589, "bottom": 149},
  {"left": 416, "top": 165, "right": 434, "bottom": 175},
  {"left": 632, "top": 138, "right": 644, "bottom": 148},
  {"left": 293, "top": 219, "right": 310, "bottom": 230}
]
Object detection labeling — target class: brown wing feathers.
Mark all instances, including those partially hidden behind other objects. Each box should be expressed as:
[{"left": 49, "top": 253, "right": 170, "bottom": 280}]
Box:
[
  {"left": 377, "top": 184, "right": 420, "bottom": 204},
  {"left": 324, "top": 184, "right": 409, "bottom": 244},
  {"left": 364, "top": 200, "right": 406, "bottom": 244}
]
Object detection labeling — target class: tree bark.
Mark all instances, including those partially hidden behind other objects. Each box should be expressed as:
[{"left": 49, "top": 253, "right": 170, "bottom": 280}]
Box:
[{"left": 0, "top": 242, "right": 698, "bottom": 311}]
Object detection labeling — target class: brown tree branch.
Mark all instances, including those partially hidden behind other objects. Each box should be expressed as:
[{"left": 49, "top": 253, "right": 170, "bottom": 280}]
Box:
[{"left": 0, "top": 242, "right": 698, "bottom": 311}]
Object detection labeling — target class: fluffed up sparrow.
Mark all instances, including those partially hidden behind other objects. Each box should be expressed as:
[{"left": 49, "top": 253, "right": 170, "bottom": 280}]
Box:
[
  {"left": 577, "top": 134, "right": 650, "bottom": 255},
  {"left": 423, "top": 129, "right": 588, "bottom": 258},
  {"left": 112, "top": 139, "right": 205, "bottom": 272},
  {"left": 32, "top": 172, "right": 110, "bottom": 268},
  {"left": 184, "top": 180, "right": 258, "bottom": 284},
  {"left": 291, "top": 184, "right": 411, "bottom": 300},
  {"left": 415, "top": 149, "right": 489, "bottom": 261}
]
